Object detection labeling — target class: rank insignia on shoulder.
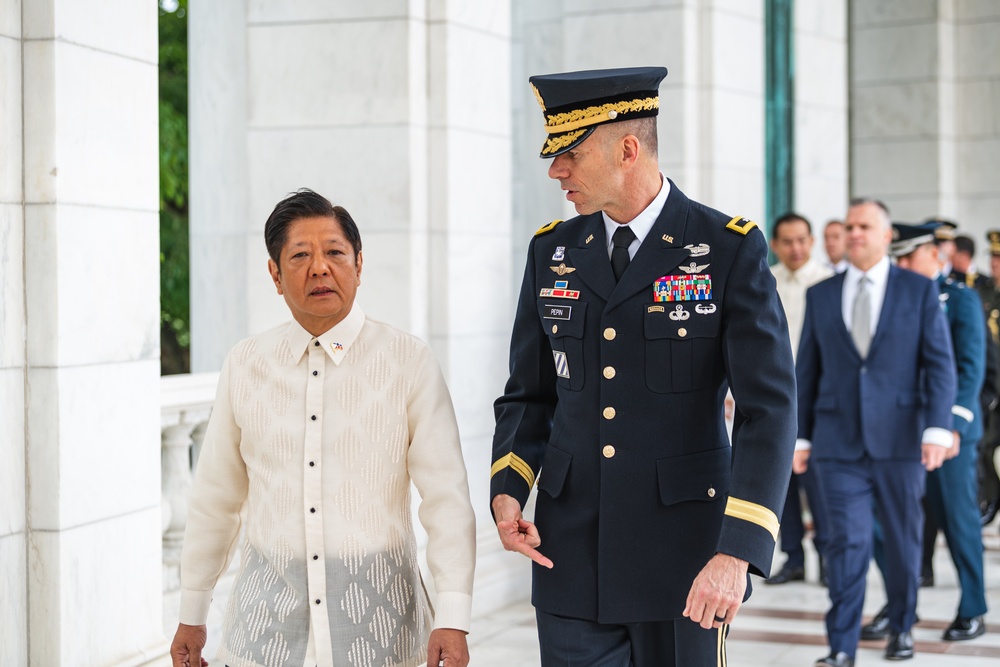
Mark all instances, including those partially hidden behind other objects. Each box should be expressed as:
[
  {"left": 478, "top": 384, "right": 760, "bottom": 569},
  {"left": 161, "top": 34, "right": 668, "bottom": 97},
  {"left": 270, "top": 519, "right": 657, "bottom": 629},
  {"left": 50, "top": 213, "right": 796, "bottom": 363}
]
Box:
[
  {"left": 678, "top": 262, "right": 709, "bottom": 274},
  {"left": 685, "top": 243, "right": 710, "bottom": 257},
  {"left": 653, "top": 274, "right": 713, "bottom": 302},
  {"left": 535, "top": 219, "right": 564, "bottom": 237},
  {"left": 552, "top": 246, "right": 566, "bottom": 261},
  {"left": 550, "top": 263, "right": 576, "bottom": 276},
  {"left": 725, "top": 216, "right": 758, "bottom": 235}
]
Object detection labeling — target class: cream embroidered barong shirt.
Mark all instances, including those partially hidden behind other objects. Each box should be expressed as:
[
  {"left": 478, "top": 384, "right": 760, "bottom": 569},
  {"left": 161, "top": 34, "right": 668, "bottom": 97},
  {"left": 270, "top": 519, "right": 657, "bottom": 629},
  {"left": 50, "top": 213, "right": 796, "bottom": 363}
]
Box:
[{"left": 179, "top": 305, "right": 476, "bottom": 667}]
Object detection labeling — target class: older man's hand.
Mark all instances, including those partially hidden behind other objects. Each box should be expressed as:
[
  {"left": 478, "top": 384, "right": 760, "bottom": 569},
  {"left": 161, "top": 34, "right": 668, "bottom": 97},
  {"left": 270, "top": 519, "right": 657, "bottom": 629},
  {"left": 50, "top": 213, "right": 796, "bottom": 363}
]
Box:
[
  {"left": 492, "top": 494, "right": 553, "bottom": 568},
  {"left": 427, "top": 628, "right": 470, "bottom": 667},
  {"left": 922, "top": 442, "right": 948, "bottom": 471},
  {"left": 170, "top": 623, "right": 208, "bottom": 667}
]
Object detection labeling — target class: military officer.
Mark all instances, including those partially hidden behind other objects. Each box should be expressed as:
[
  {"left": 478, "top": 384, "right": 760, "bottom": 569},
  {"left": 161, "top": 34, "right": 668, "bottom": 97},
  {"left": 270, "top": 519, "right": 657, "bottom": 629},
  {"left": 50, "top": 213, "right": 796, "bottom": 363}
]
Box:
[
  {"left": 979, "top": 230, "right": 1000, "bottom": 525},
  {"left": 868, "top": 222, "right": 989, "bottom": 641},
  {"left": 490, "top": 66, "right": 797, "bottom": 666}
]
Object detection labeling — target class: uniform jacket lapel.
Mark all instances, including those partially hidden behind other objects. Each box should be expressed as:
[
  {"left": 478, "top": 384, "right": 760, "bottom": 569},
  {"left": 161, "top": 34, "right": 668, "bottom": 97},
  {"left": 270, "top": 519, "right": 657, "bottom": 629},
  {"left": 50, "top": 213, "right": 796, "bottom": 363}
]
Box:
[
  {"left": 565, "top": 214, "right": 615, "bottom": 302},
  {"left": 606, "top": 183, "right": 691, "bottom": 313}
]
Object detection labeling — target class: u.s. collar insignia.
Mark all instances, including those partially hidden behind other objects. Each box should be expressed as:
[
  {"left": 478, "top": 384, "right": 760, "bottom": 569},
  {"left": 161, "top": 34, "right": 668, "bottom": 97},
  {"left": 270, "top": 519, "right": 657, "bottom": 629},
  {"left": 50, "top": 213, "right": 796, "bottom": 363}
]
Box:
[
  {"left": 679, "top": 261, "right": 709, "bottom": 274},
  {"left": 668, "top": 305, "right": 691, "bottom": 321},
  {"left": 662, "top": 234, "right": 674, "bottom": 243},
  {"left": 552, "top": 246, "right": 566, "bottom": 261},
  {"left": 695, "top": 303, "right": 717, "bottom": 315},
  {"left": 549, "top": 263, "right": 576, "bottom": 276},
  {"left": 585, "top": 234, "right": 595, "bottom": 244},
  {"left": 685, "top": 243, "right": 710, "bottom": 257}
]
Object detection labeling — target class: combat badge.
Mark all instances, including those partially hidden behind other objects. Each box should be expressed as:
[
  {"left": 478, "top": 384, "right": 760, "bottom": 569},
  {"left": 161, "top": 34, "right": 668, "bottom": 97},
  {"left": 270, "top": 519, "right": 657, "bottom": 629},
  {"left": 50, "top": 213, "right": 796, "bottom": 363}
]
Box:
[
  {"left": 540, "top": 280, "right": 580, "bottom": 299},
  {"left": 550, "top": 263, "right": 576, "bottom": 276},
  {"left": 552, "top": 246, "right": 566, "bottom": 261},
  {"left": 685, "top": 243, "right": 710, "bottom": 257},
  {"left": 552, "top": 350, "right": 570, "bottom": 378},
  {"left": 653, "top": 274, "right": 712, "bottom": 302}
]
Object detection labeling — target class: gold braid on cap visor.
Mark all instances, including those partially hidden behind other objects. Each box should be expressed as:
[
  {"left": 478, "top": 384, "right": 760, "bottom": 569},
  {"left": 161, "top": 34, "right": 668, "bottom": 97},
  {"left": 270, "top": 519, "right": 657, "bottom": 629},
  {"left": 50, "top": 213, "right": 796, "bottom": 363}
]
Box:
[
  {"left": 543, "top": 96, "right": 660, "bottom": 133},
  {"left": 542, "top": 130, "right": 588, "bottom": 155}
]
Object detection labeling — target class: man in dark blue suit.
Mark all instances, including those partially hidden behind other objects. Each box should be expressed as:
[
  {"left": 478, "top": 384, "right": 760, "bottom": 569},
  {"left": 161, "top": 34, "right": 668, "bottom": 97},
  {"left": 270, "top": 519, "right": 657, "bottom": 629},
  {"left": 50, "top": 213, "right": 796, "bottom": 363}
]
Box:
[
  {"left": 796, "top": 199, "right": 957, "bottom": 666},
  {"left": 490, "top": 67, "right": 797, "bottom": 667}
]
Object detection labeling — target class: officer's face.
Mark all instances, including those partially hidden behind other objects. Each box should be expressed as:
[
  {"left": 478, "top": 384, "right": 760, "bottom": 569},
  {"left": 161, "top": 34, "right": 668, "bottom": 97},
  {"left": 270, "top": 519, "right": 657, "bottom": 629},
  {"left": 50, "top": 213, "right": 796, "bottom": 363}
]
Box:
[
  {"left": 547, "top": 127, "right": 624, "bottom": 219},
  {"left": 845, "top": 203, "right": 893, "bottom": 272},
  {"left": 770, "top": 219, "right": 814, "bottom": 272},
  {"left": 267, "top": 215, "right": 363, "bottom": 336},
  {"left": 896, "top": 243, "right": 940, "bottom": 279}
]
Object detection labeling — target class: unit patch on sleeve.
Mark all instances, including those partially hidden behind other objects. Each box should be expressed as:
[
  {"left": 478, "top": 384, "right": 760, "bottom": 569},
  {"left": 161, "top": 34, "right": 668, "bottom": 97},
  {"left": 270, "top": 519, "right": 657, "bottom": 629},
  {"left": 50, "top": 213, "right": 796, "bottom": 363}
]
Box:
[
  {"left": 653, "top": 274, "right": 713, "bottom": 302},
  {"left": 552, "top": 350, "right": 570, "bottom": 378}
]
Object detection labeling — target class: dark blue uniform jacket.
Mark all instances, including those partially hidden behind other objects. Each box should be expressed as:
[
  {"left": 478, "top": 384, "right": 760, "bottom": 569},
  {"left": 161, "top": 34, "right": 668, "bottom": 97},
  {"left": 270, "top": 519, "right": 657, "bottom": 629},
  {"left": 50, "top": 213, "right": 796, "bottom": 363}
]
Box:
[{"left": 491, "top": 181, "right": 797, "bottom": 623}]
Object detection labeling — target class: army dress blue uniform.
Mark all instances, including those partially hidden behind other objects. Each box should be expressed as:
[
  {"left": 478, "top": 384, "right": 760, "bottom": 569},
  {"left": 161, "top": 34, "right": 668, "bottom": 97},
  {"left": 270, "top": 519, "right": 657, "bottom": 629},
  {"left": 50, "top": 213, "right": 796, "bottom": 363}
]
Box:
[{"left": 491, "top": 180, "right": 797, "bottom": 626}]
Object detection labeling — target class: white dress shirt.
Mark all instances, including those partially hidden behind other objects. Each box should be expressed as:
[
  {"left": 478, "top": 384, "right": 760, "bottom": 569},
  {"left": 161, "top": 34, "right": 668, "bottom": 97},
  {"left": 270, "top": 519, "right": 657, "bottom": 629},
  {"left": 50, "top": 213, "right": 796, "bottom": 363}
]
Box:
[
  {"left": 603, "top": 174, "right": 670, "bottom": 259},
  {"left": 179, "top": 304, "right": 476, "bottom": 667},
  {"left": 771, "top": 258, "right": 833, "bottom": 359}
]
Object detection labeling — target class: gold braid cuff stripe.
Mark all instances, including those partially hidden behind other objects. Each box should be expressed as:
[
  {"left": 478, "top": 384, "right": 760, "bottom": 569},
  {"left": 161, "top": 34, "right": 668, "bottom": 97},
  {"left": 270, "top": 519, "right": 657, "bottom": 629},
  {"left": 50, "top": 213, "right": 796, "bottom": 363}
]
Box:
[
  {"left": 542, "top": 130, "right": 587, "bottom": 155},
  {"left": 490, "top": 452, "right": 536, "bottom": 489},
  {"left": 724, "top": 497, "right": 779, "bottom": 540},
  {"left": 543, "top": 96, "right": 659, "bottom": 134}
]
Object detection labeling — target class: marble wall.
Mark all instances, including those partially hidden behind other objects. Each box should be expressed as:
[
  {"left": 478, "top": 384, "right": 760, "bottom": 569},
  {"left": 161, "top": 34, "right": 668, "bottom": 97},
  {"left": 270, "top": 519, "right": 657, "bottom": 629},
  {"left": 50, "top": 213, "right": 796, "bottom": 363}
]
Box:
[
  {"left": 3, "top": 0, "right": 168, "bottom": 664},
  {"left": 0, "top": 3, "right": 26, "bottom": 663}
]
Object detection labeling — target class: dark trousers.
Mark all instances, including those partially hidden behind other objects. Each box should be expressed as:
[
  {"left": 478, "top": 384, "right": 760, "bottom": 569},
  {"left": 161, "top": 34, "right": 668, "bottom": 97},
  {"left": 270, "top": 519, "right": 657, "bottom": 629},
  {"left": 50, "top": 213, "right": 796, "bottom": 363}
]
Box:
[
  {"left": 536, "top": 609, "right": 728, "bottom": 667},
  {"left": 777, "top": 466, "right": 829, "bottom": 567},
  {"left": 818, "top": 457, "right": 925, "bottom": 656}
]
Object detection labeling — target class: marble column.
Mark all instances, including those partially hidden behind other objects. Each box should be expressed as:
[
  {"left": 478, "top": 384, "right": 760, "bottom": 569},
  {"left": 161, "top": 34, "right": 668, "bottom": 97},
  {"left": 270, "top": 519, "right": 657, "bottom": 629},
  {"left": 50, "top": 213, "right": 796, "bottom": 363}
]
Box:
[{"left": 13, "top": 1, "right": 167, "bottom": 664}]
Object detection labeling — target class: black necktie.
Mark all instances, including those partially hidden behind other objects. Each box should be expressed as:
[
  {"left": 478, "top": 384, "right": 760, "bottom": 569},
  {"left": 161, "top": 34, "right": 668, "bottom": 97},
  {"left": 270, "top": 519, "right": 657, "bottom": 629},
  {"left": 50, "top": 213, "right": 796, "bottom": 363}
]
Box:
[{"left": 611, "top": 225, "right": 636, "bottom": 282}]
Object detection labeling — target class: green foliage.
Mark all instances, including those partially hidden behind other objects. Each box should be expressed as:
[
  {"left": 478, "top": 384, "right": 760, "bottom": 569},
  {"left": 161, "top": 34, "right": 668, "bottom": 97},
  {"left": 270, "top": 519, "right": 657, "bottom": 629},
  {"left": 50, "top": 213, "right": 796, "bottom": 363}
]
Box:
[{"left": 159, "top": 0, "right": 190, "bottom": 374}]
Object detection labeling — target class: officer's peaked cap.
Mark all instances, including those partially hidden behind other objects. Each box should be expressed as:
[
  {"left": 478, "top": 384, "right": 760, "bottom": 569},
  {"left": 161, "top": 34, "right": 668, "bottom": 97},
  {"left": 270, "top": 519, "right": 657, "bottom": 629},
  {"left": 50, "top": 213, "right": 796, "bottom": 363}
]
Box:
[
  {"left": 529, "top": 66, "right": 668, "bottom": 158},
  {"left": 890, "top": 221, "right": 941, "bottom": 258}
]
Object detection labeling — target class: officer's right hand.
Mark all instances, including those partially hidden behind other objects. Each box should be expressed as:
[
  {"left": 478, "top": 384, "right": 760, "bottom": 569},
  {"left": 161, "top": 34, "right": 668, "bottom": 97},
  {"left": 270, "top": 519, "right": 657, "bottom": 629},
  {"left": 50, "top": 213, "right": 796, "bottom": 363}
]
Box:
[
  {"left": 170, "top": 623, "right": 209, "bottom": 667},
  {"left": 491, "top": 494, "right": 554, "bottom": 568}
]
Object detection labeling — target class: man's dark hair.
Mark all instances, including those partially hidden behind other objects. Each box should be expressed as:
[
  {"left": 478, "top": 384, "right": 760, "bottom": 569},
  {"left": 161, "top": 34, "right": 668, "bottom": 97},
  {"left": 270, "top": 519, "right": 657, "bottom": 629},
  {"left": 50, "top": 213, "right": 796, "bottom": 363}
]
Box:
[
  {"left": 771, "top": 212, "right": 811, "bottom": 240},
  {"left": 264, "top": 188, "right": 362, "bottom": 267},
  {"left": 953, "top": 235, "right": 975, "bottom": 256}
]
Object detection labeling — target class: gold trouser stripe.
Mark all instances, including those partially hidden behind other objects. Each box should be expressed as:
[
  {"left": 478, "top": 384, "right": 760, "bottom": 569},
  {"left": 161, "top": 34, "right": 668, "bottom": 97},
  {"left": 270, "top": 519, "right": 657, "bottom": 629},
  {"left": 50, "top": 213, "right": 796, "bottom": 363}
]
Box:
[
  {"left": 490, "top": 453, "right": 535, "bottom": 489},
  {"left": 717, "top": 623, "right": 728, "bottom": 667},
  {"left": 725, "top": 497, "right": 780, "bottom": 540}
]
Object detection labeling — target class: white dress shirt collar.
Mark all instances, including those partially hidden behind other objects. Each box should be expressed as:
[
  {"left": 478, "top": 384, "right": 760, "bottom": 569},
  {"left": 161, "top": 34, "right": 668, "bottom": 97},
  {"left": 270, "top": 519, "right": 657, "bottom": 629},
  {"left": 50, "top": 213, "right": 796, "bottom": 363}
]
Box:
[
  {"left": 602, "top": 174, "right": 670, "bottom": 258},
  {"left": 287, "top": 302, "right": 366, "bottom": 365}
]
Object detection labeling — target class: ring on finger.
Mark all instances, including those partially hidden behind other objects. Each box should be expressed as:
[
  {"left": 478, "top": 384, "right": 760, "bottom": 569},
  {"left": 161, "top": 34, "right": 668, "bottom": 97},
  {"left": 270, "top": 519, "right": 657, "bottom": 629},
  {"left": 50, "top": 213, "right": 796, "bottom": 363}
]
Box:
[{"left": 714, "top": 614, "right": 726, "bottom": 623}]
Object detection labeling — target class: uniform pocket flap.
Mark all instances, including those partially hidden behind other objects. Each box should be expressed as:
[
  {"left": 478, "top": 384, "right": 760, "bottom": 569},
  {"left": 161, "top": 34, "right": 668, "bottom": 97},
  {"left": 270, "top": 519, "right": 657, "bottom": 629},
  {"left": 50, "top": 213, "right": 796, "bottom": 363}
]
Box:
[
  {"left": 538, "top": 445, "right": 572, "bottom": 498},
  {"left": 656, "top": 447, "right": 731, "bottom": 506},
  {"left": 538, "top": 301, "right": 587, "bottom": 338},
  {"left": 644, "top": 303, "right": 719, "bottom": 340}
]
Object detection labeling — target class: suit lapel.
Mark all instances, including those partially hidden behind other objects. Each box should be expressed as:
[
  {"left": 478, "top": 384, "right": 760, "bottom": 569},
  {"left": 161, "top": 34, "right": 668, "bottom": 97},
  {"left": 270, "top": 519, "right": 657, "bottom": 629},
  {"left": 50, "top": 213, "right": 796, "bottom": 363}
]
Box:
[
  {"left": 827, "top": 272, "right": 860, "bottom": 357},
  {"left": 565, "top": 214, "right": 615, "bottom": 303},
  {"left": 868, "top": 265, "right": 900, "bottom": 357},
  {"left": 605, "top": 183, "right": 692, "bottom": 313}
]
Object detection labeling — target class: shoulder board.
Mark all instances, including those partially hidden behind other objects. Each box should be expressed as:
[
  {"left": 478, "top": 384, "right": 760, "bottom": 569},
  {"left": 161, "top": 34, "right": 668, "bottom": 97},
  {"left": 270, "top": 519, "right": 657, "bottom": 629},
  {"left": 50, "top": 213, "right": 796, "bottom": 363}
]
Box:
[
  {"left": 535, "top": 219, "right": 564, "bottom": 237},
  {"left": 725, "top": 216, "right": 758, "bottom": 236}
]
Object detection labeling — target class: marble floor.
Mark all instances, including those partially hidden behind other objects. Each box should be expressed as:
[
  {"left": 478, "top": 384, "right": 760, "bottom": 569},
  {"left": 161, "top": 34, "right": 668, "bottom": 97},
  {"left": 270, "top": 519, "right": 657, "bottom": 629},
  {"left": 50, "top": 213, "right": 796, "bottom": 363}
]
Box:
[{"left": 467, "top": 526, "right": 1000, "bottom": 666}]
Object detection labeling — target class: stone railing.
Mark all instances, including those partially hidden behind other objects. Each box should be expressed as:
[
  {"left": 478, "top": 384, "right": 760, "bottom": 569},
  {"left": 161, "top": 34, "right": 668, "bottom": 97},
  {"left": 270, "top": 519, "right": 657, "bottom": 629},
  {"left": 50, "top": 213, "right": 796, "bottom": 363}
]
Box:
[{"left": 160, "top": 371, "right": 219, "bottom": 590}]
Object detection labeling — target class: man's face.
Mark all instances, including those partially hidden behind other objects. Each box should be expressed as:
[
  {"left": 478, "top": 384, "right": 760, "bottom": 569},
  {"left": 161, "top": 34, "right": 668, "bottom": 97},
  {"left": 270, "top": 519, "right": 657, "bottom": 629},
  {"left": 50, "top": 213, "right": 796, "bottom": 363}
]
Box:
[
  {"left": 770, "top": 219, "right": 814, "bottom": 272},
  {"left": 547, "top": 127, "right": 625, "bottom": 219},
  {"left": 267, "top": 215, "right": 362, "bottom": 335},
  {"left": 845, "top": 203, "right": 892, "bottom": 271},
  {"left": 938, "top": 239, "right": 956, "bottom": 261},
  {"left": 991, "top": 254, "right": 1000, "bottom": 281},
  {"left": 952, "top": 250, "right": 972, "bottom": 274},
  {"left": 824, "top": 223, "right": 846, "bottom": 264},
  {"left": 896, "top": 243, "right": 940, "bottom": 279}
]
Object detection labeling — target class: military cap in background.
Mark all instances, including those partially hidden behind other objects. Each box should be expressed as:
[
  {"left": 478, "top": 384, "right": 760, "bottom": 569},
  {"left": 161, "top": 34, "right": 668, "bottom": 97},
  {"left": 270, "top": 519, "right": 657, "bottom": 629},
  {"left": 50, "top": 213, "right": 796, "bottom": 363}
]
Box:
[
  {"left": 891, "top": 221, "right": 941, "bottom": 258},
  {"left": 987, "top": 229, "right": 1000, "bottom": 256},
  {"left": 528, "top": 66, "right": 668, "bottom": 158},
  {"left": 923, "top": 218, "right": 957, "bottom": 242}
]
